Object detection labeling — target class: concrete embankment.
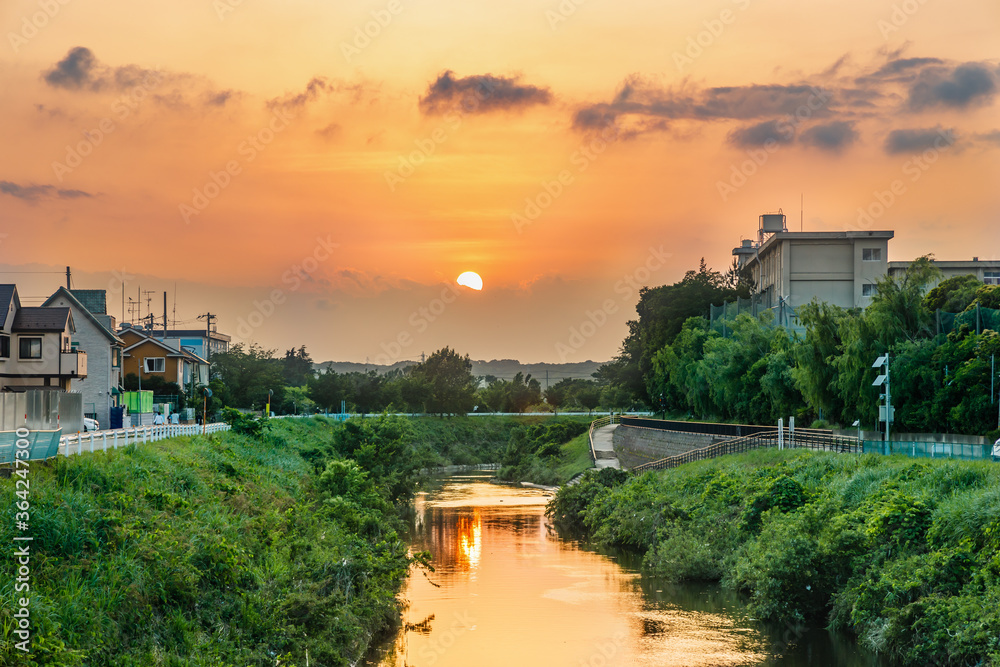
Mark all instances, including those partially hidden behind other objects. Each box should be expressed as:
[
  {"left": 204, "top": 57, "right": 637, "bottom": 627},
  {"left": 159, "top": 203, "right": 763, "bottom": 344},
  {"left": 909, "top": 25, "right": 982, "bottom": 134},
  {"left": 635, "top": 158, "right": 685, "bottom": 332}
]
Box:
[{"left": 612, "top": 425, "right": 723, "bottom": 469}]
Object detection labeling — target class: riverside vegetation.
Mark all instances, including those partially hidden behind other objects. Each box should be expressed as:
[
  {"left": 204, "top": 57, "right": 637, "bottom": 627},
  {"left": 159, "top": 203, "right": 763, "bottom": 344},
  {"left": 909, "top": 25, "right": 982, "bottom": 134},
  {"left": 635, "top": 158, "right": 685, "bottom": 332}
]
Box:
[
  {"left": 549, "top": 449, "right": 1000, "bottom": 665},
  {"left": 0, "top": 413, "right": 592, "bottom": 665}
]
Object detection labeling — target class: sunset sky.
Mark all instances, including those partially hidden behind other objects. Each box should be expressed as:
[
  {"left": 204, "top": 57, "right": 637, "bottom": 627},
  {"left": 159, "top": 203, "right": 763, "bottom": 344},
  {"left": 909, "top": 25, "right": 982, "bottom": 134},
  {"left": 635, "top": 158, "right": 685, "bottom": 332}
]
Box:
[{"left": 1, "top": 0, "right": 997, "bottom": 364}]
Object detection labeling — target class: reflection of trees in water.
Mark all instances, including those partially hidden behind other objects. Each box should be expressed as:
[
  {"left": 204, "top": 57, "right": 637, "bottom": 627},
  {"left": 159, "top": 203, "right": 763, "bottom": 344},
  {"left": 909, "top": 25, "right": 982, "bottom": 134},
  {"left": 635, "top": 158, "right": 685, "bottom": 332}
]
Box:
[{"left": 412, "top": 506, "right": 544, "bottom": 572}]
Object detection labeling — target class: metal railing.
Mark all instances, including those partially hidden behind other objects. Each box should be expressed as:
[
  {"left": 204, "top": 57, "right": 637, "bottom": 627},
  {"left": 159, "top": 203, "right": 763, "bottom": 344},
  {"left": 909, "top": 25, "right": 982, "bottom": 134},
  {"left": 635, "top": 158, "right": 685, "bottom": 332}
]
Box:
[
  {"left": 629, "top": 428, "right": 861, "bottom": 474},
  {"left": 587, "top": 413, "right": 619, "bottom": 462},
  {"left": 59, "top": 423, "right": 231, "bottom": 459}
]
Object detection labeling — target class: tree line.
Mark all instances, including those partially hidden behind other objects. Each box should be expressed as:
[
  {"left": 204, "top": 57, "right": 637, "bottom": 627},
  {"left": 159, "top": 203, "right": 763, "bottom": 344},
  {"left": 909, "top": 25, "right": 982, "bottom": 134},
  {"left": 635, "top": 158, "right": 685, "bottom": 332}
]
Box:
[
  {"left": 600, "top": 256, "right": 1000, "bottom": 437},
  {"left": 203, "top": 345, "right": 616, "bottom": 416}
]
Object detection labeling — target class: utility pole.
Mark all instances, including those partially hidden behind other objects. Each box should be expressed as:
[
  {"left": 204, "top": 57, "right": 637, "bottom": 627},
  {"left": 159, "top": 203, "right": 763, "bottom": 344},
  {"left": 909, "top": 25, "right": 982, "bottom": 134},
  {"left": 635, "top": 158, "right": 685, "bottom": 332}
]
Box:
[
  {"left": 198, "top": 313, "right": 216, "bottom": 363},
  {"left": 162, "top": 291, "right": 167, "bottom": 339},
  {"left": 873, "top": 353, "right": 891, "bottom": 452}
]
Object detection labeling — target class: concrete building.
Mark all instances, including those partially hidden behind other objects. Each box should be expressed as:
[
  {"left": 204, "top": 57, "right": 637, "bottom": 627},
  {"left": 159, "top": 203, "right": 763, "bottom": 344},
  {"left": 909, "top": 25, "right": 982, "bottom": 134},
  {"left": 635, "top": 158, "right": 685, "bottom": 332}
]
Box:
[
  {"left": 887, "top": 258, "right": 1000, "bottom": 287},
  {"left": 161, "top": 328, "right": 230, "bottom": 361},
  {"left": 42, "top": 288, "right": 124, "bottom": 426},
  {"left": 732, "top": 213, "right": 894, "bottom": 326}
]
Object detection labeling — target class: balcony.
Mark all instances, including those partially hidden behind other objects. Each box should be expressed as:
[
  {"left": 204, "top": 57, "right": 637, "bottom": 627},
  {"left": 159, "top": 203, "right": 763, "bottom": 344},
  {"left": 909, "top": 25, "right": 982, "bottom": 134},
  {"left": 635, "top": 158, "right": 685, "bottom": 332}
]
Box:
[{"left": 60, "top": 350, "right": 87, "bottom": 378}]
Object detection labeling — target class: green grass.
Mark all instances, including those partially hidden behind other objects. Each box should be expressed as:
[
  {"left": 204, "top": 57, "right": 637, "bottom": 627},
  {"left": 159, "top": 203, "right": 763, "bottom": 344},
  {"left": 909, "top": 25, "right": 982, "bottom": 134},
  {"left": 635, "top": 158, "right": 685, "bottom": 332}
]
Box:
[
  {"left": 550, "top": 449, "right": 1000, "bottom": 665},
  {"left": 554, "top": 432, "right": 595, "bottom": 482},
  {"left": 0, "top": 419, "right": 410, "bottom": 666}
]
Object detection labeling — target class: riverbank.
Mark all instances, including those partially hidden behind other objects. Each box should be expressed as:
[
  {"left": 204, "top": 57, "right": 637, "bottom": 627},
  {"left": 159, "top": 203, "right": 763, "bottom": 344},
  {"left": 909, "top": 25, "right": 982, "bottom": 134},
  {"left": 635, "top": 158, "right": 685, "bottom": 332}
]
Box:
[
  {"left": 548, "top": 449, "right": 1000, "bottom": 665},
  {"left": 0, "top": 417, "right": 413, "bottom": 666}
]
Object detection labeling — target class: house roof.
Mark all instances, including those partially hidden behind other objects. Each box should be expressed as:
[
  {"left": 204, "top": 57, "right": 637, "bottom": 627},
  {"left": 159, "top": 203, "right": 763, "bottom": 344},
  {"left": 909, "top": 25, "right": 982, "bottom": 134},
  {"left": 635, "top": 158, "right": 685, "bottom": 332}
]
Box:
[
  {"left": 42, "top": 287, "right": 123, "bottom": 345},
  {"left": 180, "top": 348, "right": 209, "bottom": 365},
  {"left": 12, "top": 307, "right": 73, "bottom": 333},
  {"left": 123, "top": 335, "right": 187, "bottom": 356},
  {"left": 164, "top": 329, "right": 231, "bottom": 342},
  {"left": 69, "top": 289, "right": 107, "bottom": 315},
  {"left": 0, "top": 285, "right": 19, "bottom": 320}
]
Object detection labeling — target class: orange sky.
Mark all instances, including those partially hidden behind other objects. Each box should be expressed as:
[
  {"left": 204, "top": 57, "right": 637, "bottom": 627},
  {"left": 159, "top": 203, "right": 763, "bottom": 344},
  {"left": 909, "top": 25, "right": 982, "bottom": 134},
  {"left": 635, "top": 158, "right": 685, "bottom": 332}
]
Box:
[{"left": 1, "top": 0, "right": 998, "bottom": 363}]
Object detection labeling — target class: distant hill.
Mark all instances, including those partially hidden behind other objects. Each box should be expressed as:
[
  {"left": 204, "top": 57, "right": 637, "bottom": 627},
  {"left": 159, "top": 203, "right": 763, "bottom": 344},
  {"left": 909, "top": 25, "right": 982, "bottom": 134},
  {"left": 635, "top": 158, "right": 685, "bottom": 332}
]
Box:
[{"left": 312, "top": 359, "right": 606, "bottom": 386}]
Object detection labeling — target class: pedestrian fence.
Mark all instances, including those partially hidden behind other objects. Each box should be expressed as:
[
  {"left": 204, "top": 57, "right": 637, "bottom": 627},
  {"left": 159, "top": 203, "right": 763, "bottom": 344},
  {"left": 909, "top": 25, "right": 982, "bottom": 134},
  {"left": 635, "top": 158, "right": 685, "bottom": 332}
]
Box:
[
  {"left": 625, "top": 425, "right": 994, "bottom": 474},
  {"left": 0, "top": 423, "right": 231, "bottom": 466},
  {"left": 861, "top": 440, "right": 994, "bottom": 461},
  {"left": 629, "top": 428, "right": 860, "bottom": 474}
]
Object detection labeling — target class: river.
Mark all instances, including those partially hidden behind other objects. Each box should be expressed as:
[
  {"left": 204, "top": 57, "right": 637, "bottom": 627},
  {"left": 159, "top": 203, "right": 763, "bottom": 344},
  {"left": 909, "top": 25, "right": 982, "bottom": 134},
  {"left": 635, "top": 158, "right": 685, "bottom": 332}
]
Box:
[{"left": 368, "top": 473, "right": 885, "bottom": 666}]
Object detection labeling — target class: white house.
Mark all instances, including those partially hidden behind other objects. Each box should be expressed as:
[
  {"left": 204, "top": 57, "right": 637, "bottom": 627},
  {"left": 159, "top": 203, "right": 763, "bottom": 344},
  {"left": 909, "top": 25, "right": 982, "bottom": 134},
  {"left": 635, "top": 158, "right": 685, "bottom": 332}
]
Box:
[{"left": 42, "top": 287, "right": 124, "bottom": 426}]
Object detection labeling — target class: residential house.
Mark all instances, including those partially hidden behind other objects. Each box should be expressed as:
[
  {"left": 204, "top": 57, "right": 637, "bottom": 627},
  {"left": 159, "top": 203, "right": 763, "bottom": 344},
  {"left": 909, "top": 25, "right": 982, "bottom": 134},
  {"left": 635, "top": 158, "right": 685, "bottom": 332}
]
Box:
[
  {"left": 0, "top": 284, "right": 87, "bottom": 392},
  {"left": 119, "top": 326, "right": 210, "bottom": 391},
  {"left": 42, "top": 287, "right": 124, "bottom": 427}
]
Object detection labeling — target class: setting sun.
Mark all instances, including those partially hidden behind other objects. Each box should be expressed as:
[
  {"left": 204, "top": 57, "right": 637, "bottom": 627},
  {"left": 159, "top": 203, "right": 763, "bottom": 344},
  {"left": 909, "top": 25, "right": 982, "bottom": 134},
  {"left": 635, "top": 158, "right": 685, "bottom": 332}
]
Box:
[{"left": 457, "top": 271, "right": 483, "bottom": 291}]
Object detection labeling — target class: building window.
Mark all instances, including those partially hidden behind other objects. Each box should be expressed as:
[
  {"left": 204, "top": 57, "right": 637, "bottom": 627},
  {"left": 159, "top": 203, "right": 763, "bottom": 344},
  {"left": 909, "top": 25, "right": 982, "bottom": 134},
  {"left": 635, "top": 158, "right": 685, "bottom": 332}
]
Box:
[
  {"left": 144, "top": 357, "right": 165, "bottom": 373},
  {"left": 0, "top": 334, "right": 9, "bottom": 359},
  {"left": 112, "top": 348, "right": 121, "bottom": 367},
  {"left": 862, "top": 284, "right": 876, "bottom": 297},
  {"left": 862, "top": 248, "right": 882, "bottom": 261},
  {"left": 19, "top": 337, "right": 42, "bottom": 359},
  {"left": 985, "top": 271, "right": 1000, "bottom": 286}
]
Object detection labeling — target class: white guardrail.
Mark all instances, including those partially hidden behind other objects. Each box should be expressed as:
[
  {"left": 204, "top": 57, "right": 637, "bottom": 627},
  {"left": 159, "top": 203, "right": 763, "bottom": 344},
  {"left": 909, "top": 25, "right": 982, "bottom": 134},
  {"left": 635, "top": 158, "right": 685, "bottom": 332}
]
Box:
[{"left": 59, "top": 423, "right": 231, "bottom": 458}]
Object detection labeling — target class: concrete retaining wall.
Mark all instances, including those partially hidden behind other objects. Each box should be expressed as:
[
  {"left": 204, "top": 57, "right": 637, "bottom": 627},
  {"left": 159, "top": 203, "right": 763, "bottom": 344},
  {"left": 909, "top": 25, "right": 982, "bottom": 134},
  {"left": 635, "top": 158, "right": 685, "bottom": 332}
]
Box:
[{"left": 613, "top": 426, "right": 722, "bottom": 469}]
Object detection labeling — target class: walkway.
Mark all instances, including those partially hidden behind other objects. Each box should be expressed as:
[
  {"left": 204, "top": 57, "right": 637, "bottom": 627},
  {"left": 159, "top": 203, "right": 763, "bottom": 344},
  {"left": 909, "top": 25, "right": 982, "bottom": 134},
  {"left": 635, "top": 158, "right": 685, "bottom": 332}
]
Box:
[{"left": 591, "top": 424, "right": 620, "bottom": 469}]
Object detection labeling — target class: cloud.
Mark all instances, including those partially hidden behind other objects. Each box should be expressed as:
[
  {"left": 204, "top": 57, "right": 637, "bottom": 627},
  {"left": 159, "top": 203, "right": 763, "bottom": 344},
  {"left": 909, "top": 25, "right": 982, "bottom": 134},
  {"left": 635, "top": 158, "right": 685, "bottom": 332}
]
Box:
[
  {"left": 265, "top": 77, "right": 372, "bottom": 112},
  {"left": 573, "top": 77, "right": 833, "bottom": 134},
  {"left": 317, "top": 122, "right": 342, "bottom": 140},
  {"left": 908, "top": 62, "right": 997, "bottom": 110},
  {"left": 869, "top": 57, "right": 945, "bottom": 79},
  {"left": 419, "top": 71, "right": 552, "bottom": 115},
  {"left": 41, "top": 47, "right": 234, "bottom": 111},
  {"left": 43, "top": 46, "right": 100, "bottom": 90},
  {"left": 884, "top": 126, "right": 956, "bottom": 154},
  {"left": 727, "top": 119, "right": 795, "bottom": 147},
  {"left": 0, "top": 180, "right": 92, "bottom": 202},
  {"left": 974, "top": 130, "right": 1000, "bottom": 146},
  {"left": 799, "top": 121, "right": 858, "bottom": 151}
]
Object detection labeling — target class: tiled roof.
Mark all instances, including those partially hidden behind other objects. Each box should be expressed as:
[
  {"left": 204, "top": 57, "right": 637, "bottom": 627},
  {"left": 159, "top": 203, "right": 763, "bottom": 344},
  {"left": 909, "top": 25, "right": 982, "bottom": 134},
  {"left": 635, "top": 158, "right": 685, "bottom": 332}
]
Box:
[
  {"left": 0, "top": 285, "right": 17, "bottom": 318},
  {"left": 12, "top": 307, "right": 72, "bottom": 332},
  {"left": 70, "top": 289, "right": 107, "bottom": 314}
]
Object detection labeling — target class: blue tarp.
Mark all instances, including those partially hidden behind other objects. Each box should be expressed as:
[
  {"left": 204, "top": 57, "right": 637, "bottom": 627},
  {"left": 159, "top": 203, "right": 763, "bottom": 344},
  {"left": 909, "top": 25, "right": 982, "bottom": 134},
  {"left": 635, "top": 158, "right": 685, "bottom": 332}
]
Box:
[{"left": 0, "top": 430, "right": 63, "bottom": 465}]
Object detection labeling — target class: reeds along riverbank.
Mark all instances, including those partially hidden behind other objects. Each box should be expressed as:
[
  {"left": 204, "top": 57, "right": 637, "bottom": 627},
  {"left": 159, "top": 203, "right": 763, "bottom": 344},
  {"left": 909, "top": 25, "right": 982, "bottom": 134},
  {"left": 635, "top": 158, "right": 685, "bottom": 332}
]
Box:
[{"left": 548, "top": 449, "right": 1000, "bottom": 665}]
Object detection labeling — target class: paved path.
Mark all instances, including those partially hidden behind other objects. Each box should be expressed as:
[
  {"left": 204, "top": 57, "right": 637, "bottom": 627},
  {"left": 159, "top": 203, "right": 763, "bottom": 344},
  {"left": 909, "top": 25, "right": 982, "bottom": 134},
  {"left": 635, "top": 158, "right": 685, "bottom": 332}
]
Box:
[{"left": 591, "top": 424, "right": 621, "bottom": 469}]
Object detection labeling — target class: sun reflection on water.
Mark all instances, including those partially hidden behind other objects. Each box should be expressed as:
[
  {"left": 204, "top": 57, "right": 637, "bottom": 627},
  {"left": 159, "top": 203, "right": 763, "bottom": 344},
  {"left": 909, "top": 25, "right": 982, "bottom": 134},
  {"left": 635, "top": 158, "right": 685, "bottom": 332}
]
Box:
[{"left": 456, "top": 509, "right": 482, "bottom": 571}]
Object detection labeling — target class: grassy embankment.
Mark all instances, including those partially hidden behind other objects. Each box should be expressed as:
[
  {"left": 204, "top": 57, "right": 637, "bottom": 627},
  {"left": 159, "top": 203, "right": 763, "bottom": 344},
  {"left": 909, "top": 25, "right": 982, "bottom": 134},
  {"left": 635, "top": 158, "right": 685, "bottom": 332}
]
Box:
[
  {"left": 549, "top": 449, "right": 1000, "bottom": 665},
  {"left": 0, "top": 417, "right": 416, "bottom": 666},
  {"left": 0, "top": 414, "right": 595, "bottom": 665},
  {"left": 406, "top": 414, "right": 595, "bottom": 485}
]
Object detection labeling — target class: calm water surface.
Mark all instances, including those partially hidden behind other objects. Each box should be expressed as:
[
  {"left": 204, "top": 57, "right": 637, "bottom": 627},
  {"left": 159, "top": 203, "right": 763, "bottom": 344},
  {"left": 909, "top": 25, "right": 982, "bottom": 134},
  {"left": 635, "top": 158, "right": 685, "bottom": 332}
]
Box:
[{"left": 370, "top": 473, "right": 885, "bottom": 667}]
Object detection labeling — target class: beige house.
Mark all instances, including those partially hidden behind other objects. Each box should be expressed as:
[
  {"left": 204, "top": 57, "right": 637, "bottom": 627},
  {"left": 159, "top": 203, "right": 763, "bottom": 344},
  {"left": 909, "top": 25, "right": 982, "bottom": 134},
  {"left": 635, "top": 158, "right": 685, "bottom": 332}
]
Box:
[
  {"left": 119, "top": 327, "right": 209, "bottom": 389},
  {"left": 0, "top": 284, "right": 87, "bottom": 392}
]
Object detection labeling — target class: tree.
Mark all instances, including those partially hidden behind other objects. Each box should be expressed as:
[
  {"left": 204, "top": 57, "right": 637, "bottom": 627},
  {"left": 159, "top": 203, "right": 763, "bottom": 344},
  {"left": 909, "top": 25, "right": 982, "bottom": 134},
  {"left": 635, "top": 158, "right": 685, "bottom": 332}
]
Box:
[
  {"left": 923, "top": 275, "right": 982, "bottom": 312},
  {"left": 212, "top": 343, "right": 286, "bottom": 409},
  {"left": 281, "top": 345, "right": 314, "bottom": 386},
  {"left": 410, "top": 347, "right": 478, "bottom": 415},
  {"left": 598, "top": 258, "right": 747, "bottom": 405}
]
